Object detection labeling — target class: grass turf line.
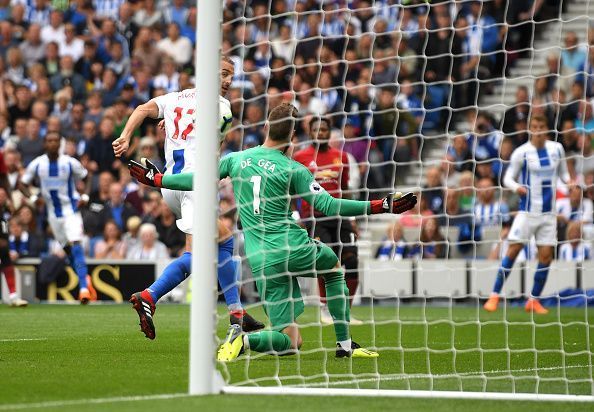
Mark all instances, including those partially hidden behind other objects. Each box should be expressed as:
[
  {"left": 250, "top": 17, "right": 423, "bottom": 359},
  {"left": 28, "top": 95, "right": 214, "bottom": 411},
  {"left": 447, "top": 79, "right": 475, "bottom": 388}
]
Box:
[{"left": 1, "top": 304, "right": 593, "bottom": 410}]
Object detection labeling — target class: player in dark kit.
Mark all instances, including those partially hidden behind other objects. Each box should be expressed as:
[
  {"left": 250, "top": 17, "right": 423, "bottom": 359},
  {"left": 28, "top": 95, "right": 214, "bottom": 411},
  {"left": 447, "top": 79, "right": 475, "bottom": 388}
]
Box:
[{"left": 293, "top": 116, "right": 361, "bottom": 324}]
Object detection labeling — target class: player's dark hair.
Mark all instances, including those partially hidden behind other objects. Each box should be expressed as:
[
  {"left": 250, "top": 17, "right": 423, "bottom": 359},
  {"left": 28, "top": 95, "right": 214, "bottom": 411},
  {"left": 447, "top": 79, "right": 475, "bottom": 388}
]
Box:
[
  {"left": 268, "top": 103, "right": 298, "bottom": 142},
  {"left": 309, "top": 116, "right": 332, "bottom": 130}
]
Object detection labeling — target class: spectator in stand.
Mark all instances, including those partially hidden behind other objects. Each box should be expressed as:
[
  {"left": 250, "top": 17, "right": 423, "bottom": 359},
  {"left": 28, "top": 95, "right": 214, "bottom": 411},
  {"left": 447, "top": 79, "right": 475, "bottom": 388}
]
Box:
[
  {"left": 94, "top": 219, "right": 127, "bottom": 259},
  {"left": 6, "top": 85, "right": 32, "bottom": 129},
  {"left": 133, "top": 0, "right": 163, "bottom": 30},
  {"left": 152, "top": 58, "right": 180, "bottom": 94},
  {"left": 116, "top": 1, "right": 139, "bottom": 51},
  {"left": 154, "top": 199, "right": 185, "bottom": 257},
  {"left": 92, "top": 18, "right": 129, "bottom": 63},
  {"left": 136, "top": 136, "right": 164, "bottom": 172},
  {"left": 58, "top": 23, "right": 85, "bottom": 62},
  {"left": 105, "top": 41, "right": 130, "bottom": 80},
  {"left": 157, "top": 23, "right": 193, "bottom": 67},
  {"left": 50, "top": 56, "right": 86, "bottom": 102},
  {"left": 559, "top": 221, "right": 591, "bottom": 261},
  {"left": 19, "top": 24, "right": 44, "bottom": 68},
  {"left": 575, "top": 100, "right": 594, "bottom": 134},
  {"left": 84, "top": 92, "right": 104, "bottom": 125},
  {"left": 84, "top": 116, "right": 119, "bottom": 174},
  {"left": 132, "top": 27, "right": 160, "bottom": 76},
  {"left": 62, "top": 102, "right": 85, "bottom": 141},
  {"left": 420, "top": 217, "right": 447, "bottom": 259},
  {"left": 26, "top": 0, "right": 51, "bottom": 26},
  {"left": 75, "top": 40, "right": 101, "bottom": 83},
  {"left": 94, "top": 0, "right": 125, "bottom": 22},
  {"left": 41, "top": 9, "right": 65, "bottom": 45},
  {"left": 122, "top": 215, "right": 142, "bottom": 252},
  {"left": 422, "top": 167, "right": 445, "bottom": 219},
  {"left": 99, "top": 68, "right": 122, "bottom": 107},
  {"left": 443, "top": 134, "right": 474, "bottom": 179},
  {"left": 98, "top": 182, "right": 136, "bottom": 233},
  {"left": 9, "top": 118, "right": 28, "bottom": 148},
  {"left": 164, "top": 0, "right": 189, "bottom": 27},
  {"left": 502, "top": 86, "right": 530, "bottom": 135},
  {"left": 561, "top": 31, "right": 587, "bottom": 80},
  {"left": 474, "top": 177, "right": 511, "bottom": 226},
  {"left": 126, "top": 222, "right": 169, "bottom": 260},
  {"left": 17, "top": 118, "right": 43, "bottom": 166},
  {"left": 557, "top": 185, "right": 594, "bottom": 226},
  {"left": 376, "top": 220, "right": 421, "bottom": 261}
]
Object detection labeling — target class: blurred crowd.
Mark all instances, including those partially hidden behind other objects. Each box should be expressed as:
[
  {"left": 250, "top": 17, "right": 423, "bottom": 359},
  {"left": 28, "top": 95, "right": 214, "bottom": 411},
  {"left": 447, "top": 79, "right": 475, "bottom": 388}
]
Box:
[{"left": 0, "top": 0, "right": 591, "bottom": 263}]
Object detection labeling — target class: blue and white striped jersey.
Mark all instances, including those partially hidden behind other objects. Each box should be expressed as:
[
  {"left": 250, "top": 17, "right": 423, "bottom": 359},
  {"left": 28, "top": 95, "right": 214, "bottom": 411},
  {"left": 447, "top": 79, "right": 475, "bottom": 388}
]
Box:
[
  {"left": 503, "top": 140, "right": 570, "bottom": 214},
  {"left": 474, "top": 200, "right": 511, "bottom": 226},
  {"left": 22, "top": 154, "right": 87, "bottom": 218},
  {"left": 556, "top": 197, "right": 594, "bottom": 223},
  {"left": 559, "top": 242, "right": 591, "bottom": 261}
]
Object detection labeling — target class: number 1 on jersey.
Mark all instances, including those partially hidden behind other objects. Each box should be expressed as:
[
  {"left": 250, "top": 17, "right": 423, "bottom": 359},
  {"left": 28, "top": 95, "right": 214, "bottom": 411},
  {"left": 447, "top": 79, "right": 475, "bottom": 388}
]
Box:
[{"left": 250, "top": 175, "right": 261, "bottom": 215}]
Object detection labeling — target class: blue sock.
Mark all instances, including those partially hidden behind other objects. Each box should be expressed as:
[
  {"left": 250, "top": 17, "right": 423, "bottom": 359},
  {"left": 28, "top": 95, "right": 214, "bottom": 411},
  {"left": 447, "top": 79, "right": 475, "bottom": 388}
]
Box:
[
  {"left": 148, "top": 252, "right": 192, "bottom": 302},
  {"left": 70, "top": 243, "right": 88, "bottom": 289},
  {"left": 218, "top": 237, "right": 241, "bottom": 310},
  {"left": 531, "top": 263, "right": 550, "bottom": 297},
  {"left": 493, "top": 255, "right": 515, "bottom": 294}
]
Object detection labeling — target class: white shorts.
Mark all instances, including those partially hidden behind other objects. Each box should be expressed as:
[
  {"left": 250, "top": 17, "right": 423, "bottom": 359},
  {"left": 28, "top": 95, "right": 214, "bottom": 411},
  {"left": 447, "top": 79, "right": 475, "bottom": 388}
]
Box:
[
  {"left": 48, "top": 212, "right": 84, "bottom": 246},
  {"left": 507, "top": 212, "right": 557, "bottom": 246},
  {"left": 161, "top": 188, "right": 193, "bottom": 234}
]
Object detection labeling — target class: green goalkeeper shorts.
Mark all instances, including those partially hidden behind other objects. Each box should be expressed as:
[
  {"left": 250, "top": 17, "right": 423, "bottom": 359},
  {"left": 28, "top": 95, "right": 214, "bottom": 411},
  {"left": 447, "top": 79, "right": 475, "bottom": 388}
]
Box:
[{"left": 254, "top": 238, "right": 339, "bottom": 331}]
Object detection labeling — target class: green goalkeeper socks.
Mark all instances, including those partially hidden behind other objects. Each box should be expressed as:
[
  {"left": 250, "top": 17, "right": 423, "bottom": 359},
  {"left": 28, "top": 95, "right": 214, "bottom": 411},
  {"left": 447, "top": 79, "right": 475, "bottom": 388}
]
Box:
[
  {"left": 247, "top": 331, "right": 292, "bottom": 354},
  {"left": 323, "top": 270, "right": 351, "bottom": 342}
]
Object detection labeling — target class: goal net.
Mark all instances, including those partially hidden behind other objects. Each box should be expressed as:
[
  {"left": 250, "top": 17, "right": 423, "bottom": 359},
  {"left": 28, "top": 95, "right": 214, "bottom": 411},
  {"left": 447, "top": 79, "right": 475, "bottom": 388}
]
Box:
[{"left": 197, "top": 0, "right": 594, "bottom": 401}]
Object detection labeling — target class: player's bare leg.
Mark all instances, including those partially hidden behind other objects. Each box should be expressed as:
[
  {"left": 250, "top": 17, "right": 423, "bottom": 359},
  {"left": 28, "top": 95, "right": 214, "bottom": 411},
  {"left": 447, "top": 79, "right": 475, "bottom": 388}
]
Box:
[
  {"left": 525, "top": 245, "right": 553, "bottom": 315},
  {"left": 485, "top": 242, "right": 524, "bottom": 312}
]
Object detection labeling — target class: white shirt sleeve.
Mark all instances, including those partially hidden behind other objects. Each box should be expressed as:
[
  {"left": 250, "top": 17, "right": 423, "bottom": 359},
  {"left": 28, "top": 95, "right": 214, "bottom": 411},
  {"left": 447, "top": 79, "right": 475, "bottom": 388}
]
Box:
[
  {"left": 152, "top": 92, "right": 175, "bottom": 119},
  {"left": 21, "top": 158, "right": 38, "bottom": 185},
  {"left": 503, "top": 148, "right": 523, "bottom": 192},
  {"left": 70, "top": 158, "right": 88, "bottom": 180}
]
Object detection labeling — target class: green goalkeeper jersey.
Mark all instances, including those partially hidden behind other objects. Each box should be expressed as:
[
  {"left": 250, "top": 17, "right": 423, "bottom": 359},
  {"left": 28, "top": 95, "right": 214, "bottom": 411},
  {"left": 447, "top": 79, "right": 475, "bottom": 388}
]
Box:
[{"left": 219, "top": 146, "right": 371, "bottom": 272}]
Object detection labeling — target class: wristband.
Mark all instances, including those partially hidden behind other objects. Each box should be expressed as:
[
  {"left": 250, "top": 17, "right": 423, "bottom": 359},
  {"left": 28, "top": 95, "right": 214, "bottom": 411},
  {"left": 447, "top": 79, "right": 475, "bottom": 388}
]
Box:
[{"left": 154, "top": 173, "right": 163, "bottom": 188}]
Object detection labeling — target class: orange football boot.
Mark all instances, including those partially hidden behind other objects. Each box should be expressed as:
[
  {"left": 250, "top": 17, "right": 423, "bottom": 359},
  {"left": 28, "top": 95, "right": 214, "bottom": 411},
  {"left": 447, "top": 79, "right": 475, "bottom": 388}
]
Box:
[
  {"left": 525, "top": 298, "right": 549, "bottom": 315},
  {"left": 483, "top": 293, "right": 500, "bottom": 312}
]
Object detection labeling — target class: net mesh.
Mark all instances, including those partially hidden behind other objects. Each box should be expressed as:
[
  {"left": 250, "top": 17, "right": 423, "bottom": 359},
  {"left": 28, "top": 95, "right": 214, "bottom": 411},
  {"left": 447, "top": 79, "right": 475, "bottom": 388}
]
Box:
[{"left": 216, "top": 0, "right": 594, "bottom": 396}]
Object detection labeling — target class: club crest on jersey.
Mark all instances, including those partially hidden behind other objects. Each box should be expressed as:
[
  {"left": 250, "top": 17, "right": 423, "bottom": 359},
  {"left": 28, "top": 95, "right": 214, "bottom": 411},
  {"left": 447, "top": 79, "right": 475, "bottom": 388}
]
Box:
[{"left": 310, "top": 182, "right": 325, "bottom": 193}]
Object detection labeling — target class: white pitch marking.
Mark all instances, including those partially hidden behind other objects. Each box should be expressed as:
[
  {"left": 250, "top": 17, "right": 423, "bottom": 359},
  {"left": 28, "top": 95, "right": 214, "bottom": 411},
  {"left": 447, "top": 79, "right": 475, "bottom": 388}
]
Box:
[
  {"left": 0, "top": 338, "right": 48, "bottom": 343},
  {"left": 0, "top": 393, "right": 190, "bottom": 411}
]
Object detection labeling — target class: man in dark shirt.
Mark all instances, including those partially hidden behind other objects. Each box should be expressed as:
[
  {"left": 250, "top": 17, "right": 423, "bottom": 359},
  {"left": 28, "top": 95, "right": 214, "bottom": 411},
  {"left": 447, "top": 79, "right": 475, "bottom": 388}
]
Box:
[
  {"left": 7, "top": 85, "right": 32, "bottom": 129},
  {"left": 84, "top": 116, "right": 119, "bottom": 173}
]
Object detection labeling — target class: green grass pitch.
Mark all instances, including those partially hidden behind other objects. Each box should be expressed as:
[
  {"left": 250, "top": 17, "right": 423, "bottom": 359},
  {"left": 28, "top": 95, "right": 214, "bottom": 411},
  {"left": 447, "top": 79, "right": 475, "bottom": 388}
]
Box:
[{"left": 1, "top": 303, "right": 593, "bottom": 411}]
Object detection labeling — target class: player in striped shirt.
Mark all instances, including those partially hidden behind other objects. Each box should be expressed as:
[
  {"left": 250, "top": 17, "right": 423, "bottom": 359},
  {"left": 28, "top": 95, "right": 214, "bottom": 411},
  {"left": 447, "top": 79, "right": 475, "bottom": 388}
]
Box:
[
  {"left": 19, "top": 132, "right": 97, "bottom": 304},
  {"left": 484, "top": 115, "right": 573, "bottom": 314}
]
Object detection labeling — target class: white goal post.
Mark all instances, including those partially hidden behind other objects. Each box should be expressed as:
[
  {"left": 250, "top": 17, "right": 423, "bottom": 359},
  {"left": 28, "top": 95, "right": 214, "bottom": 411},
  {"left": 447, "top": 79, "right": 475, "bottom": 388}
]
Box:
[{"left": 190, "top": 0, "right": 594, "bottom": 402}]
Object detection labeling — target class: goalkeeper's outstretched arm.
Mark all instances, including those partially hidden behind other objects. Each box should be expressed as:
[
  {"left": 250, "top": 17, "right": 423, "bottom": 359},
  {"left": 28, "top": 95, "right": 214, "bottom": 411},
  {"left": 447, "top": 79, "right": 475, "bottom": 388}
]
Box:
[{"left": 135, "top": 166, "right": 417, "bottom": 216}]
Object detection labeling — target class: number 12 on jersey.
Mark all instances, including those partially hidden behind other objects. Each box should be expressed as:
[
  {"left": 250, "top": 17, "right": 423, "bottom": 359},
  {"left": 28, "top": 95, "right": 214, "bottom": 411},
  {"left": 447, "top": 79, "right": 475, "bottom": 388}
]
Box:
[
  {"left": 250, "top": 175, "right": 261, "bottom": 215},
  {"left": 173, "top": 107, "right": 194, "bottom": 140}
]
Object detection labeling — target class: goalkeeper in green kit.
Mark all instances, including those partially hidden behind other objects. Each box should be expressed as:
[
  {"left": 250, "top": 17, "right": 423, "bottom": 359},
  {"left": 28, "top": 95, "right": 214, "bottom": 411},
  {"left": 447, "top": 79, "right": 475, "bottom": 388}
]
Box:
[{"left": 129, "top": 103, "right": 417, "bottom": 361}]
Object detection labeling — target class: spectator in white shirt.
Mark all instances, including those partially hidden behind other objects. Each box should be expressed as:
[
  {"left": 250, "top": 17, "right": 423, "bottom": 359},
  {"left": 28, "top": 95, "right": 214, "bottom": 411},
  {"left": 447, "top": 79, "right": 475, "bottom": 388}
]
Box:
[
  {"left": 59, "top": 24, "right": 84, "bottom": 61},
  {"left": 157, "top": 23, "right": 193, "bottom": 66},
  {"left": 41, "top": 9, "right": 65, "bottom": 45},
  {"left": 126, "top": 223, "right": 169, "bottom": 260}
]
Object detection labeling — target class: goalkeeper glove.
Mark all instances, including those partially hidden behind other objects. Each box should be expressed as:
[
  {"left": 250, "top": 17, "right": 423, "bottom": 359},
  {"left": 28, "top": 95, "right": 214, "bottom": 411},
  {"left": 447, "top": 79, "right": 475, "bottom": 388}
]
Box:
[
  {"left": 128, "top": 158, "right": 163, "bottom": 188},
  {"left": 370, "top": 192, "right": 417, "bottom": 214}
]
